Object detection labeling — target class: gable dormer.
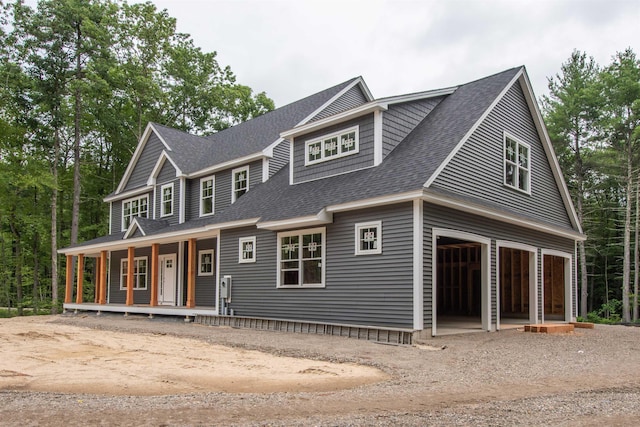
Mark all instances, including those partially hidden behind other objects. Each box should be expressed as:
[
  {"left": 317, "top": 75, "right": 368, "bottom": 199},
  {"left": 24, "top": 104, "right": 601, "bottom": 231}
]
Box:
[{"left": 307, "top": 78, "right": 373, "bottom": 122}]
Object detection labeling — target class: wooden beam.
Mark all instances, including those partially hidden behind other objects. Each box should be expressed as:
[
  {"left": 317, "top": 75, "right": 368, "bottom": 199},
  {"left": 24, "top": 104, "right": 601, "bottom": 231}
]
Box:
[
  {"left": 126, "top": 247, "right": 134, "bottom": 306},
  {"left": 94, "top": 256, "right": 100, "bottom": 304},
  {"left": 75, "top": 254, "right": 84, "bottom": 304},
  {"left": 64, "top": 255, "right": 73, "bottom": 304},
  {"left": 99, "top": 251, "right": 107, "bottom": 304},
  {"left": 187, "top": 238, "right": 196, "bottom": 308},
  {"left": 150, "top": 243, "right": 159, "bottom": 307}
]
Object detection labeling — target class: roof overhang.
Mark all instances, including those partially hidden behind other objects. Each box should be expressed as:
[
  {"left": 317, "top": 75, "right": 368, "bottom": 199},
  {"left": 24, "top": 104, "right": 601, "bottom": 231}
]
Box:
[
  {"left": 104, "top": 185, "right": 152, "bottom": 203},
  {"left": 257, "top": 209, "right": 333, "bottom": 231}
]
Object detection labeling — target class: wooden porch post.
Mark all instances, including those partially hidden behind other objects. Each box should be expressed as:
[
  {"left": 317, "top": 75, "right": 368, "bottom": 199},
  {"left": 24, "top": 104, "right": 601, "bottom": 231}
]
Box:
[
  {"left": 99, "top": 250, "right": 107, "bottom": 304},
  {"left": 64, "top": 254, "right": 73, "bottom": 304},
  {"left": 94, "top": 256, "right": 100, "bottom": 304},
  {"left": 186, "top": 238, "right": 196, "bottom": 308},
  {"left": 126, "top": 247, "right": 134, "bottom": 306},
  {"left": 150, "top": 243, "right": 159, "bottom": 307},
  {"left": 75, "top": 254, "right": 84, "bottom": 304}
]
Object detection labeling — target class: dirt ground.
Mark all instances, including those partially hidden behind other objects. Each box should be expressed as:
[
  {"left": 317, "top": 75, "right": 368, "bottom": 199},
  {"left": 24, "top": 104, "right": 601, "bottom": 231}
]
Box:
[{"left": 2, "top": 313, "right": 640, "bottom": 426}]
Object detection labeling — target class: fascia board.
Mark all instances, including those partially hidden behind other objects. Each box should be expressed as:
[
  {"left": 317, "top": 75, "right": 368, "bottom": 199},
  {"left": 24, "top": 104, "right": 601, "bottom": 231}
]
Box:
[
  {"left": 115, "top": 123, "right": 172, "bottom": 194},
  {"left": 257, "top": 210, "right": 332, "bottom": 231},
  {"left": 280, "top": 103, "right": 387, "bottom": 140},
  {"left": 379, "top": 87, "right": 458, "bottom": 105},
  {"left": 424, "top": 68, "right": 524, "bottom": 188},
  {"left": 518, "top": 71, "right": 583, "bottom": 234},
  {"left": 423, "top": 190, "right": 586, "bottom": 241},
  {"left": 187, "top": 152, "right": 266, "bottom": 179},
  {"left": 325, "top": 190, "right": 424, "bottom": 213},
  {"left": 104, "top": 185, "right": 153, "bottom": 203},
  {"left": 123, "top": 218, "right": 145, "bottom": 239}
]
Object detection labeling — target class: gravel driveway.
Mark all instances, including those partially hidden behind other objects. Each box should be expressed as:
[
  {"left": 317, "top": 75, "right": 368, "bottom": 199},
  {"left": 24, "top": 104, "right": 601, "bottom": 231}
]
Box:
[{"left": 2, "top": 313, "right": 640, "bottom": 426}]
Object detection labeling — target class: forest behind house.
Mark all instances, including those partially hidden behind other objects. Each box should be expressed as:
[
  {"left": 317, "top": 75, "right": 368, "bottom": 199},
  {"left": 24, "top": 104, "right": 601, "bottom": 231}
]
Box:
[{"left": 0, "top": 1, "right": 638, "bottom": 323}]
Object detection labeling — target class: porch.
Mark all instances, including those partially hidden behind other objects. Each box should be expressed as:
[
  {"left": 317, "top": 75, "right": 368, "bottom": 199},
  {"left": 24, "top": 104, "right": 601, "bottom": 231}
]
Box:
[{"left": 62, "top": 302, "right": 216, "bottom": 317}]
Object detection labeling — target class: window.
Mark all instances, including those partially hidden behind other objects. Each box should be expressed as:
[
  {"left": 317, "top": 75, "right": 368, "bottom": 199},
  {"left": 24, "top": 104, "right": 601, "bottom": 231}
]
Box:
[
  {"left": 504, "top": 134, "right": 530, "bottom": 193},
  {"left": 355, "top": 221, "right": 382, "bottom": 255},
  {"left": 198, "top": 249, "right": 214, "bottom": 276},
  {"left": 277, "top": 228, "right": 325, "bottom": 288},
  {"left": 232, "top": 166, "right": 249, "bottom": 203},
  {"left": 160, "top": 183, "right": 173, "bottom": 217},
  {"left": 239, "top": 236, "right": 256, "bottom": 263},
  {"left": 122, "top": 195, "right": 149, "bottom": 230},
  {"left": 120, "top": 257, "right": 148, "bottom": 290},
  {"left": 200, "top": 176, "right": 215, "bottom": 216},
  {"left": 305, "top": 126, "right": 359, "bottom": 165}
]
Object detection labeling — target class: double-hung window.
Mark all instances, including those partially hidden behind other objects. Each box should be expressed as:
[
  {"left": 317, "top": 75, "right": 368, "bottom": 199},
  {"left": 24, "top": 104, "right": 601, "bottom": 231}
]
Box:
[
  {"left": 232, "top": 166, "right": 249, "bottom": 203},
  {"left": 160, "top": 183, "right": 173, "bottom": 217},
  {"left": 200, "top": 176, "right": 215, "bottom": 216},
  {"left": 277, "top": 228, "right": 325, "bottom": 288},
  {"left": 504, "top": 133, "right": 531, "bottom": 193},
  {"left": 122, "top": 195, "right": 149, "bottom": 230},
  {"left": 305, "top": 126, "right": 359, "bottom": 165},
  {"left": 355, "top": 221, "right": 382, "bottom": 255},
  {"left": 120, "top": 257, "right": 148, "bottom": 290}
]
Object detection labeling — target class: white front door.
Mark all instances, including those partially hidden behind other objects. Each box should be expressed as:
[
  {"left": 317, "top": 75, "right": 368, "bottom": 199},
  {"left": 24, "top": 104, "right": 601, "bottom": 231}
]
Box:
[{"left": 158, "top": 254, "right": 177, "bottom": 305}]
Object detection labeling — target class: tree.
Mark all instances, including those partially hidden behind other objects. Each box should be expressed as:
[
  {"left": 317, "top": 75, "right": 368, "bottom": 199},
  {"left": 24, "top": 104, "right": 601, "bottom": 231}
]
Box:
[{"left": 543, "top": 50, "right": 600, "bottom": 318}]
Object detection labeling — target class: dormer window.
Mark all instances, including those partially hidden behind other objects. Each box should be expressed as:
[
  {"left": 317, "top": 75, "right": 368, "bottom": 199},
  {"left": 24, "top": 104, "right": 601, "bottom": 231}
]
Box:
[{"left": 305, "top": 126, "right": 359, "bottom": 166}]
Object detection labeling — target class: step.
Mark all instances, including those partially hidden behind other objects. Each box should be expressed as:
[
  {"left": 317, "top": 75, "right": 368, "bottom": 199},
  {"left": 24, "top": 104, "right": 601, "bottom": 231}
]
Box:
[{"left": 524, "top": 323, "right": 575, "bottom": 333}]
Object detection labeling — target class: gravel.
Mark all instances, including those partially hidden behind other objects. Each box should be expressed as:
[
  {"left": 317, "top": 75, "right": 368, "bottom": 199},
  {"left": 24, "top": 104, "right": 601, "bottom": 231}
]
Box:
[{"left": 2, "top": 313, "right": 640, "bottom": 426}]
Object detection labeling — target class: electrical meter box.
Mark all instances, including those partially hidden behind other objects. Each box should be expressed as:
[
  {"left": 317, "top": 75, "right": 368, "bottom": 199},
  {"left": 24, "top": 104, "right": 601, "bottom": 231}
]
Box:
[{"left": 220, "top": 276, "right": 232, "bottom": 299}]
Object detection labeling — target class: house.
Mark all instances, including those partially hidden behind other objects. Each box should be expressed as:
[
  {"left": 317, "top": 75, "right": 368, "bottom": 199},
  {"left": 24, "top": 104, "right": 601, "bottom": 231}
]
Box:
[{"left": 60, "top": 66, "right": 585, "bottom": 338}]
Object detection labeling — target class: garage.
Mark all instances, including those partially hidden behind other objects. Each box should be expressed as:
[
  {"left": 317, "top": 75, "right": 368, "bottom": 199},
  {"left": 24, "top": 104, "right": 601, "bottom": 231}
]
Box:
[
  {"left": 544, "top": 254, "right": 567, "bottom": 321},
  {"left": 498, "top": 247, "right": 536, "bottom": 325}
]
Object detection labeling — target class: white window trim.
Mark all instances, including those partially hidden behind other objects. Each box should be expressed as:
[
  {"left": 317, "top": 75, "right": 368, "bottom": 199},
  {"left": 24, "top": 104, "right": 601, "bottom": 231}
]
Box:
[
  {"left": 121, "top": 194, "right": 149, "bottom": 231},
  {"left": 304, "top": 125, "right": 359, "bottom": 166},
  {"left": 160, "top": 183, "right": 174, "bottom": 217},
  {"left": 238, "top": 236, "right": 256, "bottom": 263},
  {"left": 199, "top": 175, "right": 215, "bottom": 217},
  {"left": 276, "top": 227, "right": 325, "bottom": 288},
  {"left": 503, "top": 132, "right": 531, "bottom": 195},
  {"left": 119, "top": 256, "right": 148, "bottom": 290},
  {"left": 355, "top": 220, "right": 382, "bottom": 255},
  {"left": 198, "top": 249, "right": 214, "bottom": 276},
  {"left": 231, "top": 165, "right": 250, "bottom": 204}
]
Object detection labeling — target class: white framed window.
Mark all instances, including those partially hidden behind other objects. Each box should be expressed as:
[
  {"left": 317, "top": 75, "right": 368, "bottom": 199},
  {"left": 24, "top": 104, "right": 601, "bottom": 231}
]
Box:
[
  {"left": 200, "top": 175, "right": 215, "bottom": 216},
  {"left": 238, "top": 236, "right": 256, "bottom": 263},
  {"left": 122, "top": 195, "right": 149, "bottom": 230},
  {"left": 277, "top": 227, "right": 325, "bottom": 288},
  {"left": 305, "top": 126, "right": 359, "bottom": 166},
  {"left": 355, "top": 221, "right": 382, "bottom": 255},
  {"left": 504, "top": 133, "right": 531, "bottom": 194},
  {"left": 198, "top": 249, "right": 214, "bottom": 276},
  {"left": 232, "top": 166, "right": 249, "bottom": 203},
  {"left": 120, "top": 257, "right": 148, "bottom": 290},
  {"left": 160, "top": 183, "right": 173, "bottom": 217}
]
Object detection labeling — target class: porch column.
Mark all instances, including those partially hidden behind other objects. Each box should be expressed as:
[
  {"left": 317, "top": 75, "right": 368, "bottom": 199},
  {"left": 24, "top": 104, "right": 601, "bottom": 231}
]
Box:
[
  {"left": 186, "top": 238, "right": 196, "bottom": 308},
  {"left": 150, "top": 243, "right": 159, "bottom": 307},
  {"left": 64, "top": 254, "right": 73, "bottom": 304},
  {"left": 75, "top": 254, "right": 84, "bottom": 304},
  {"left": 99, "top": 250, "right": 107, "bottom": 304},
  {"left": 126, "top": 246, "right": 134, "bottom": 306},
  {"left": 94, "top": 256, "right": 100, "bottom": 304}
]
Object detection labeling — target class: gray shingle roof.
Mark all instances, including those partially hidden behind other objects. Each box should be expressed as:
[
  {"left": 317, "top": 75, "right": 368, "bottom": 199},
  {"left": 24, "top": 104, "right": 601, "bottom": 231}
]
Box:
[{"left": 152, "top": 78, "right": 361, "bottom": 175}]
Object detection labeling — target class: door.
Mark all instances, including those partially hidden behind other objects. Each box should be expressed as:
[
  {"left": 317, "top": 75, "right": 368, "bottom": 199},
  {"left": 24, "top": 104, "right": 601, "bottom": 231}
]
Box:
[{"left": 158, "top": 254, "right": 176, "bottom": 305}]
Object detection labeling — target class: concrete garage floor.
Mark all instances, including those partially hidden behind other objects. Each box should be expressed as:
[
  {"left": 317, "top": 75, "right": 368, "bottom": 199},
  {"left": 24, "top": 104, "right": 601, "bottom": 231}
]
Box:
[{"left": 434, "top": 316, "right": 535, "bottom": 336}]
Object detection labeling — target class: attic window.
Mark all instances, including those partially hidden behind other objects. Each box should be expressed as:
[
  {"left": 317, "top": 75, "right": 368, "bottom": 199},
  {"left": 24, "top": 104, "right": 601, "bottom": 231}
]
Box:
[
  {"left": 305, "top": 126, "right": 359, "bottom": 166},
  {"left": 504, "top": 133, "right": 530, "bottom": 194}
]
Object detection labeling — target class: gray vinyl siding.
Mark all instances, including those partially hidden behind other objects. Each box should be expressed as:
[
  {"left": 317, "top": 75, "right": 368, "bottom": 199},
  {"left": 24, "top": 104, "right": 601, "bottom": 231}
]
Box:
[
  {"left": 269, "top": 140, "right": 290, "bottom": 178},
  {"left": 310, "top": 85, "right": 368, "bottom": 122},
  {"left": 222, "top": 203, "right": 414, "bottom": 328},
  {"left": 194, "top": 238, "right": 217, "bottom": 306},
  {"left": 292, "top": 114, "right": 375, "bottom": 184},
  {"left": 432, "top": 81, "right": 574, "bottom": 229},
  {"left": 123, "top": 133, "right": 165, "bottom": 192},
  {"left": 111, "top": 200, "right": 122, "bottom": 234},
  {"left": 155, "top": 160, "right": 179, "bottom": 225},
  {"left": 109, "top": 247, "right": 152, "bottom": 304},
  {"left": 422, "top": 202, "right": 575, "bottom": 327},
  {"left": 186, "top": 179, "right": 198, "bottom": 221},
  {"left": 382, "top": 97, "right": 444, "bottom": 158}
]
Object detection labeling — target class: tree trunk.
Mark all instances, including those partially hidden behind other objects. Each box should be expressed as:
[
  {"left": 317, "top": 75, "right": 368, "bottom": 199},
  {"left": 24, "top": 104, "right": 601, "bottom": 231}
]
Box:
[
  {"left": 69, "top": 22, "right": 83, "bottom": 291},
  {"left": 51, "top": 126, "right": 60, "bottom": 314},
  {"left": 33, "top": 231, "right": 40, "bottom": 314},
  {"left": 635, "top": 171, "right": 640, "bottom": 321},
  {"left": 574, "top": 132, "right": 588, "bottom": 318},
  {"left": 10, "top": 216, "right": 23, "bottom": 317},
  {"left": 622, "top": 140, "right": 632, "bottom": 323}
]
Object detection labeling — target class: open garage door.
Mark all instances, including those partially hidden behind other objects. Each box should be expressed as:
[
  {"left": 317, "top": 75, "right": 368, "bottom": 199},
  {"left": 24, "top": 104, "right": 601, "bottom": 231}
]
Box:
[
  {"left": 544, "top": 254, "right": 567, "bottom": 321},
  {"left": 499, "top": 247, "right": 536, "bottom": 325}
]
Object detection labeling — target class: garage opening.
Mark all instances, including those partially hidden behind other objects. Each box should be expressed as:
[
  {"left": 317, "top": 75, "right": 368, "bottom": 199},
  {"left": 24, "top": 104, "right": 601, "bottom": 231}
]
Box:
[
  {"left": 436, "top": 238, "right": 483, "bottom": 333},
  {"left": 544, "top": 254, "right": 566, "bottom": 321},
  {"left": 499, "top": 247, "right": 535, "bottom": 326}
]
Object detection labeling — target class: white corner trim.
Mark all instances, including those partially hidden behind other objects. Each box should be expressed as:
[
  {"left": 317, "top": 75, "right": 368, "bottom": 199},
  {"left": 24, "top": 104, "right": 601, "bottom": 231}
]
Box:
[
  {"left": 289, "top": 139, "right": 295, "bottom": 185},
  {"left": 424, "top": 68, "right": 524, "bottom": 188},
  {"left": 374, "top": 110, "right": 383, "bottom": 166},
  {"left": 179, "top": 177, "right": 186, "bottom": 224},
  {"left": 413, "top": 199, "right": 424, "bottom": 330},
  {"left": 262, "top": 158, "right": 269, "bottom": 182}
]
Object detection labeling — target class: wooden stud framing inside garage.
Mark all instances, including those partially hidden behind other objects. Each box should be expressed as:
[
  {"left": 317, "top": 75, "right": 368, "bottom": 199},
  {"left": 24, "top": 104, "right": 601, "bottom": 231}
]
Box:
[
  {"left": 499, "top": 247, "right": 530, "bottom": 317},
  {"left": 437, "top": 243, "right": 481, "bottom": 316}
]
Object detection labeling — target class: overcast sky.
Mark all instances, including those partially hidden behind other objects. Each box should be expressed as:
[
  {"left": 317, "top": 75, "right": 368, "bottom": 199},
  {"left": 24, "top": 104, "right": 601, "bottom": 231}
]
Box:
[{"left": 145, "top": 0, "right": 638, "bottom": 107}]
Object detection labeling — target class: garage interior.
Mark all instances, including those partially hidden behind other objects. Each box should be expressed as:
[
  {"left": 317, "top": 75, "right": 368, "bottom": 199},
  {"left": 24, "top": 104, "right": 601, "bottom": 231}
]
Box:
[
  {"left": 499, "top": 247, "right": 531, "bottom": 323},
  {"left": 543, "top": 254, "right": 566, "bottom": 320},
  {"left": 436, "top": 238, "right": 482, "bottom": 332}
]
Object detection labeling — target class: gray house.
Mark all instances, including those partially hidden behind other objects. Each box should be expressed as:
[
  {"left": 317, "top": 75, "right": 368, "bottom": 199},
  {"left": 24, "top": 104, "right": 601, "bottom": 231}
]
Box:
[{"left": 60, "top": 67, "right": 584, "bottom": 338}]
